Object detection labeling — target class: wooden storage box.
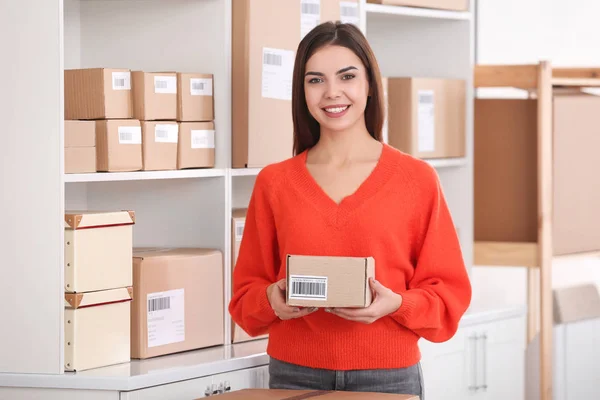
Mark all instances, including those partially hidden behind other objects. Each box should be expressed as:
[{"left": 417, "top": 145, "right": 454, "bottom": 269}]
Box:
[
  {"left": 474, "top": 92, "right": 600, "bottom": 259},
  {"left": 64, "top": 210, "right": 135, "bottom": 293},
  {"left": 64, "top": 287, "right": 133, "bottom": 371}
]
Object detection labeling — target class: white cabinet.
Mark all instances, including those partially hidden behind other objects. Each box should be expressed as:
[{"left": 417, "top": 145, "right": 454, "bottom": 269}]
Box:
[
  {"left": 420, "top": 315, "right": 526, "bottom": 400},
  {"left": 120, "top": 366, "right": 268, "bottom": 400}
]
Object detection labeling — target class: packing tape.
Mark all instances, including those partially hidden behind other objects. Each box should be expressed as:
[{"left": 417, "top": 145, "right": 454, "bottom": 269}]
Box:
[{"left": 284, "top": 391, "right": 333, "bottom": 400}]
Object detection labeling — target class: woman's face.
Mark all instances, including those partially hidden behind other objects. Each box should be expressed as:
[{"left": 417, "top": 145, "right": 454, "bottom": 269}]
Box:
[{"left": 303, "top": 44, "right": 370, "bottom": 133}]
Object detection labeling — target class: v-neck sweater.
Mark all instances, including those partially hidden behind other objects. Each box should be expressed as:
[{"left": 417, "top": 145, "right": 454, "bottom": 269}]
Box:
[{"left": 229, "top": 144, "right": 472, "bottom": 371}]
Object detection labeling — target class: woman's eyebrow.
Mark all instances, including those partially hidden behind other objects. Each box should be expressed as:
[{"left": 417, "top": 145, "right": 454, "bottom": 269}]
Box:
[{"left": 305, "top": 66, "right": 358, "bottom": 77}]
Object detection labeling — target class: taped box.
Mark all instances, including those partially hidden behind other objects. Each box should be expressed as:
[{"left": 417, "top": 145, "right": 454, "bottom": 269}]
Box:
[
  {"left": 64, "top": 287, "right": 133, "bottom": 372},
  {"left": 286, "top": 255, "right": 375, "bottom": 308},
  {"left": 64, "top": 210, "right": 135, "bottom": 293},
  {"left": 195, "top": 389, "right": 419, "bottom": 399}
]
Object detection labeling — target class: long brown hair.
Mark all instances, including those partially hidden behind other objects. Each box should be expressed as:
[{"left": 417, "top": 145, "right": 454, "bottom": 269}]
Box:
[{"left": 292, "top": 21, "right": 385, "bottom": 155}]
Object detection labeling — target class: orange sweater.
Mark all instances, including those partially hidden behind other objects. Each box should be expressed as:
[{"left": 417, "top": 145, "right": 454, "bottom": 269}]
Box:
[{"left": 229, "top": 144, "right": 472, "bottom": 370}]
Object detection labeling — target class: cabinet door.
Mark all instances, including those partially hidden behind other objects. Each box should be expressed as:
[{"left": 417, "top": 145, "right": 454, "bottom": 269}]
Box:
[
  {"left": 121, "top": 375, "right": 213, "bottom": 400},
  {"left": 211, "top": 365, "right": 270, "bottom": 394}
]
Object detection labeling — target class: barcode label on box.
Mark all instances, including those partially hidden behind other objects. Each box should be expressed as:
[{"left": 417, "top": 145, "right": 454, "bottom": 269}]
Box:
[
  {"left": 289, "top": 275, "right": 328, "bottom": 300},
  {"left": 301, "top": 0, "right": 320, "bottom": 39},
  {"left": 118, "top": 126, "right": 142, "bottom": 144},
  {"left": 190, "top": 78, "right": 213, "bottom": 96},
  {"left": 340, "top": 2, "right": 359, "bottom": 26},
  {"left": 155, "top": 124, "right": 179, "bottom": 143},
  {"left": 147, "top": 289, "right": 185, "bottom": 348},
  {"left": 191, "top": 129, "right": 215, "bottom": 149},
  {"left": 262, "top": 47, "right": 294, "bottom": 101},
  {"left": 154, "top": 75, "right": 177, "bottom": 94},
  {"left": 234, "top": 220, "right": 245, "bottom": 241},
  {"left": 417, "top": 90, "right": 435, "bottom": 153},
  {"left": 112, "top": 71, "right": 131, "bottom": 90}
]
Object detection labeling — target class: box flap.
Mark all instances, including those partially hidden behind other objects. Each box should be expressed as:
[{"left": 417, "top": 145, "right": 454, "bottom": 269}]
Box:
[
  {"left": 232, "top": 208, "right": 248, "bottom": 219},
  {"left": 65, "top": 287, "right": 133, "bottom": 309},
  {"left": 553, "top": 283, "right": 600, "bottom": 324},
  {"left": 65, "top": 210, "right": 135, "bottom": 229},
  {"left": 132, "top": 247, "right": 221, "bottom": 260}
]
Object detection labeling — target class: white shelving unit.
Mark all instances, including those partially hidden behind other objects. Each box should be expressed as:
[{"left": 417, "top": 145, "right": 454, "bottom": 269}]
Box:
[{"left": 1, "top": 0, "right": 478, "bottom": 393}]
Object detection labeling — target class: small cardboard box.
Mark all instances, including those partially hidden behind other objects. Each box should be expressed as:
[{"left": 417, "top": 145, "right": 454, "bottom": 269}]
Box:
[
  {"left": 196, "top": 389, "right": 419, "bottom": 399},
  {"left": 64, "top": 287, "right": 133, "bottom": 372},
  {"left": 141, "top": 121, "right": 178, "bottom": 171},
  {"left": 95, "top": 119, "right": 143, "bottom": 172},
  {"left": 366, "top": 0, "right": 469, "bottom": 11},
  {"left": 132, "top": 71, "right": 177, "bottom": 121},
  {"left": 64, "top": 210, "right": 135, "bottom": 293},
  {"left": 384, "top": 77, "right": 466, "bottom": 159},
  {"left": 131, "top": 248, "right": 224, "bottom": 359},
  {"left": 65, "top": 120, "right": 96, "bottom": 173},
  {"left": 286, "top": 255, "right": 375, "bottom": 308},
  {"left": 177, "top": 73, "right": 214, "bottom": 122},
  {"left": 177, "top": 122, "right": 215, "bottom": 169},
  {"left": 231, "top": 209, "right": 268, "bottom": 343},
  {"left": 64, "top": 68, "right": 133, "bottom": 120}
]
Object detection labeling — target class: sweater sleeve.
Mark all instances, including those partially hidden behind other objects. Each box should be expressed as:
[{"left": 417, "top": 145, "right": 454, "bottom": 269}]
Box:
[
  {"left": 228, "top": 168, "right": 280, "bottom": 337},
  {"left": 390, "top": 164, "right": 472, "bottom": 343}
]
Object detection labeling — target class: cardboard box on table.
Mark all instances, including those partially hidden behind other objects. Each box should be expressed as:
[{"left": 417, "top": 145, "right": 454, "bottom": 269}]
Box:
[{"left": 195, "top": 389, "right": 419, "bottom": 399}]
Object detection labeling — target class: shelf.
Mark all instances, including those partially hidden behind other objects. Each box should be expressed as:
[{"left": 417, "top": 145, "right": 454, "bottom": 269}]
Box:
[
  {"left": 230, "top": 168, "right": 263, "bottom": 177},
  {"left": 365, "top": 3, "right": 471, "bottom": 21},
  {"left": 64, "top": 169, "right": 226, "bottom": 183},
  {"left": 425, "top": 157, "right": 468, "bottom": 168},
  {"left": 474, "top": 241, "right": 538, "bottom": 268}
]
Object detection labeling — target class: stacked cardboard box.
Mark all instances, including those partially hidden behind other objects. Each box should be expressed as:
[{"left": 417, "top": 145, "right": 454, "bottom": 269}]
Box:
[
  {"left": 64, "top": 68, "right": 215, "bottom": 173},
  {"left": 232, "top": 0, "right": 359, "bottom": 168},
  {"left": 63, "top": 210, "right": 135, "bottom": 371},
  {"left": 131, "top": 248, "right": 224, "bottom": 359},
  {"left": 366, "top": 0, "right": 469, "bottom": 11}
]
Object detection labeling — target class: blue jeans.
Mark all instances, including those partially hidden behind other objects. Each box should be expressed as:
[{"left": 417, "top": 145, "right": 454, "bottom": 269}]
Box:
[{"left": 269, "top": 357, "right": 424, "bottom": 399}]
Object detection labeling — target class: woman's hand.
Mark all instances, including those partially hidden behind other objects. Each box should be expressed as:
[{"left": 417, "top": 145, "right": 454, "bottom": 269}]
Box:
[
  {"left": 327, "top": 278, "right": 402, "bottom": 324},
  {"left": 267, "top": 279, "right": 318, "bottom": 320}
]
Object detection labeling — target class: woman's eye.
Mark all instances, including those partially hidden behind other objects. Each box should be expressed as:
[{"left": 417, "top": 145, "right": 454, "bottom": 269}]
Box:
[
  {"left": 308, "top": 77, "right": 322, "bottom": 84},
  {"left": 342, "top": 74, "right": 355, "bottom": 80}
]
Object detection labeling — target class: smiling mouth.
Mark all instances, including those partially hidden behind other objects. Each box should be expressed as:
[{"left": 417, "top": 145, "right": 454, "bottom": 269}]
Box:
[{"left": 322, "top": 105, "right": 350, "bottom": 114}]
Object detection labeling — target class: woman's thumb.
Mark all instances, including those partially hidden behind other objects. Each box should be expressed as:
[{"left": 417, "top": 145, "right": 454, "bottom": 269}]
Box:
[{"left": 277, "top": 279, "right": 287, "bottom": 291}]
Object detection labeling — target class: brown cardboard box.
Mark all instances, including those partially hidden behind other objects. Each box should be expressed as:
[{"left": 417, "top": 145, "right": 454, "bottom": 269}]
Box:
[
  {"left": 231, "top": 209, "right": 268, "bottom": 343},
  {"left": 141, "top": 121, "right": 178, "bottom": 171},
  {"left": 385, "top": 77, "right": 466, "bottom": 159},
  {"left": 64, "top": 68, "right": 133, "bottom": 120},
  {"left": 232, "top": 0, "right": 358, "bottom": 168},
  {"left": 131, "top": 248, "right": 224, "bottom": 359},
  {"left": 197, "top": 389, "right": 419, "bottom": 399},
  {"left": 177, "top": 73, "right": 214, "bottom": 122},
  {"left": 96, "top": 119, "right": 143, "bottom": 172},
  {"left": 474, "top": 93, "right": 600, "bottom": 255},
  {"left": 132, "top": 71, "right": 177, "bottom": 121},
  {"left": 65, "top": 120, "right": 96, "bottom": 173},
  {"left": 178, "top": 122, "right": 215, "bottom": 169},
  {"left": 286, "top": 255, "right": 375, "bottom": 308},
  {"left": 367, "top": 0, "right": 469, "bottom": 12}
]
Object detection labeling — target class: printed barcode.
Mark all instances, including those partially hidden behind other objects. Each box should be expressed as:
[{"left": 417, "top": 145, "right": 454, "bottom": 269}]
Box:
[
  {"left": 419, "top": 92, "right": 434, "bottom": 104},
  {"left": 236, "top": 225, "right": 244, "bottom": 238},
  {"left": 113, "top": 78, "right": 126, "bottom": 88},
  {"left": 292, "top": 281, "right": 326, "bottom": 297},
  {"left": 264, "top": 52, "right": 283, "bottom": 66},
  {"left": 302, "top": 3, "right": 319, "bottom": 15},
  {"left": 156, "top": 129, "right": 169, "bottom": 138},
  {"left": 148, "top": 296, "right": 170, "bottom": 312},
  {"left": 120, "top": 131, "right": 133, "bottom": 142},
  {"left": 192, "top": 136, "right": 207, "bottom": 146},
  {"left": 155, "top": 80, "right": 168, "bottom": 89},
  {"left": 192, "top": 81, "right": 205, "bottom": 91},
  {"left": 341, "top": 5, "right": 358, "bottom": 17}
]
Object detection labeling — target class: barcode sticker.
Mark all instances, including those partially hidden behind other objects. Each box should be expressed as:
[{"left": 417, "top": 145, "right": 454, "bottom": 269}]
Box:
[
  {"left": 191, "top": 129, "right": 215, "bottom": 149},
  {"left": 234, "top": 220, "right": 245, "bottom": 241},
  {"left": 118, "top": 126, "right": 142, "bottom": 145},
  {"left": 147, "top": 289, "right": 185, "bottom": 348},
  {"left": 154, "top": 75, "right": 177, "bottom": 94},
  {"left": 112, "top": 71, "right": 131, "bottom": 90},
  {"left": 417, "top": 90, "right": 435, "bottom": 153},
  {"left": 190, "top": 78, "right": 213, "bottom": 96},
  {"left": 262, "top": 47, "right": 295, "bottom": 101},
  {"left": 289, "top": 275, "right": 328, "bottom": 301},
  {"left": 301, "top": 0, "right": 320, "bottom": 39},
  {"left": 340, "top": 2, "right": 360, "bottom": 26},
  {"left": 155, "top": 124, "right": 179, "bottom": 143}
]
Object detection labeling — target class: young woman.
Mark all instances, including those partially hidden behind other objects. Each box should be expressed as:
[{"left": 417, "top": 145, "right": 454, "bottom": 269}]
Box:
[{"left": 229, "top": 21, "right": 471, "bottom": 397}]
